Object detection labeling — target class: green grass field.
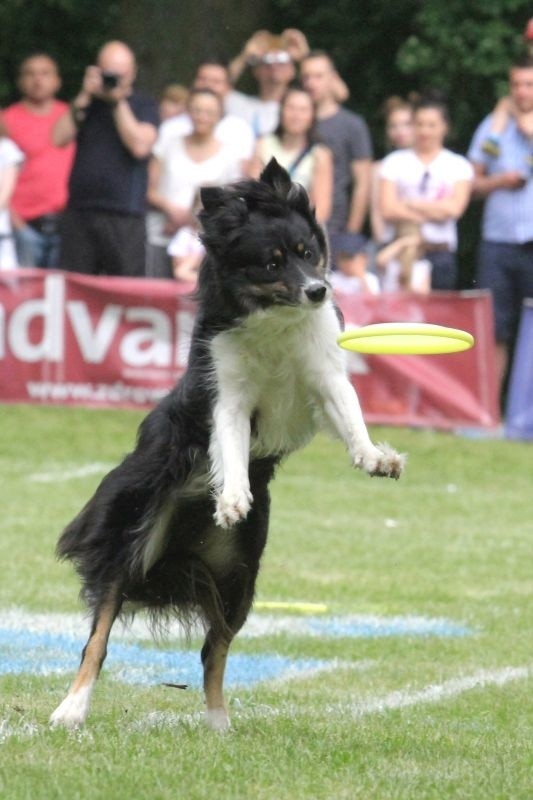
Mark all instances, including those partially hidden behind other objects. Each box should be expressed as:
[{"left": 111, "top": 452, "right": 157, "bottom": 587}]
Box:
[{"left": 0, "top": 404, "right": 531, "bottom": 799}]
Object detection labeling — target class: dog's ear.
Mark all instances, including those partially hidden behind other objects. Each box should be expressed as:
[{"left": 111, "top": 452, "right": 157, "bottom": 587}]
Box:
[
  {"left": 200, "top": 186, "right": 226, "bottom": 212},
  {"left": 260, "top": 158, "right": 292, "bottom": 198},
  {"left": 288, "top": 183, "right": 313, "bottom": 218}
]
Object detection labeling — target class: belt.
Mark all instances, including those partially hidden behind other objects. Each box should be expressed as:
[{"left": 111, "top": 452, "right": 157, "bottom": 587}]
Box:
[
  {"left": 422, "top": 242, "right": 451, "bottom": 253},
  {"left": 27, "top": 213, "right": 62, "bottom": 235}
]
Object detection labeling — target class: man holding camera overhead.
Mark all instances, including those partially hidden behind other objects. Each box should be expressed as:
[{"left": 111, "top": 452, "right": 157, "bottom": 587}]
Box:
[
  {"left": 226, "top": 30, "right": 307, "bottom": 137},
  {"left": 53, "top": 40, "right": 159, "bottom": 276}
]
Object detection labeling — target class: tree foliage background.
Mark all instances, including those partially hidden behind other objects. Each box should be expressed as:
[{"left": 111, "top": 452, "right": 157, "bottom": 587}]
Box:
[
  {"left": 0, "top": 0, "right": 531, "bottom": 282},
  {"left": 1, "top": 0, "right": 530, "bottom": 153}
]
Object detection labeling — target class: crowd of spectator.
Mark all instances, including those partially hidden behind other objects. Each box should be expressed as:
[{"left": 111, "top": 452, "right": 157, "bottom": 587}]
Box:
[{"left": 0, "top": 23, "right": 532, "bottom": 396}]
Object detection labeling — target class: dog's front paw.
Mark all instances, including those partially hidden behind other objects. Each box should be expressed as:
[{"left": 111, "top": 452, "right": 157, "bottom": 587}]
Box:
[
  {"left": 214, "top": 487, "right": 253, "bottom": 528},
  {"left": 355, "top": 443, "right": 406, "bottom": 480}
]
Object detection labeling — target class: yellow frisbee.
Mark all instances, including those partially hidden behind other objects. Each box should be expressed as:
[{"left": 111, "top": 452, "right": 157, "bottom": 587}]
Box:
[
  {"left": 254, "top": 601, "right": 329, "bottom": 614},
  {"left": 337, "top": 323, "right": 475, "bottom": 355}
]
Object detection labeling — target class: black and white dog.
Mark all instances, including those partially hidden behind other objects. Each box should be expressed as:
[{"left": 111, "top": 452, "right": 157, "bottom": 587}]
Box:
[{"left": 50, "top": 159, "right": 404, "bottom": 731}]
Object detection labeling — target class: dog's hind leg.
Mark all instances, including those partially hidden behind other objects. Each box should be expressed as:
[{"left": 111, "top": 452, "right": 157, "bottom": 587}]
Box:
[
  {"left": 201, "top": 573, "right": 255, "bottom": 733},
  {"left": 201, "top": 466, "right": 271, "bottom": 731},
  {"left": 50, "top": 584, "right": 122, "bottom": 729},
  {"left": 201, "top": 630, "right": 232, "bottom": 732}
]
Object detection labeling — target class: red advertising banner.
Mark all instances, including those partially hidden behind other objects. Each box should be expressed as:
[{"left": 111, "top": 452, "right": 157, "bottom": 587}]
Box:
[
  {"left": 0, "top": 269, "right": 499, "bottom": 429},
  {"left": 336, "top": 290, "right": 499, "bottom": 429}
]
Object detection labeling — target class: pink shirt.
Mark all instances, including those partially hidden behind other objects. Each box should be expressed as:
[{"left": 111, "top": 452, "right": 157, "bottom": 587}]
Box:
[{"left": 2, "top": 100, "right": 75, "bottom": 220}]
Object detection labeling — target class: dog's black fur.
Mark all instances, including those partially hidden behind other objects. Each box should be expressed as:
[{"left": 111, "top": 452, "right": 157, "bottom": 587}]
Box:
[
  {"left": 56, "top": 160, "right": 325, "bottom": 630},
  {"left": 51, "top": 159, "right": 403, "bottom": 730}
]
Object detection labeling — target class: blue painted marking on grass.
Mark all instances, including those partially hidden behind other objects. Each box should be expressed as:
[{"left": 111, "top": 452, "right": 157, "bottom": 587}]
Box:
[
  {"left": 303, "top": 616, "right": 471, "bottom": 639},
  {"left": 0, "top": 614, "right": 472, "bottom": 687},
  {"left": 0, "top": 629, "right": 328, "bottom": 687}
]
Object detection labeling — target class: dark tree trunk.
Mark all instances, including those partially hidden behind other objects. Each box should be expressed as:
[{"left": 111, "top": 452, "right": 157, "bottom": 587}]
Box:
[{"left": 118, "top": 0, "right": 271, "bottom": 96}]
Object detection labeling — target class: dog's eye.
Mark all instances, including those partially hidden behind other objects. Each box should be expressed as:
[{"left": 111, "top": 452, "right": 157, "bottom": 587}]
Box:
[
  {"left": 303, "top": 249, "right": 313, "bottom": 260},
  {"left": 265, "top": 259, "right": 281, "bottom": 273}
]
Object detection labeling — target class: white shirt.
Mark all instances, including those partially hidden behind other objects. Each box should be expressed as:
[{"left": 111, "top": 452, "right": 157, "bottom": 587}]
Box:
[
  {"left": 330, "top": 270, "right": 381, "bottom": 295},
  {"left": 226, "top": 90, "right": 279, "bottom": 137},
  {"left": 0, "top": 137, "right": 24, "bottom": 269},
  {"left": 148, "top": 136, "right": 242, "bottom": 246},
  {"left": 157, "top": 111, "right": 255, "bottom": 160},
  {"left": 167, "top": 226, "right": 205, "bottom": 259},
  {"left": 379, "top": 148, "right": 473, "bottom": 250},
  {"left": 0, "top": 137, "right": 24, "bottom": 235},
  {"left": 256, "top": 135, "right": 319, "bottom": 192}
]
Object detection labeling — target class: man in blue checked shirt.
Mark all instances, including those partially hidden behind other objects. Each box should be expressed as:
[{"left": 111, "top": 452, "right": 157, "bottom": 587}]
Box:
[{"left": 468, "top": 55, "right": 533, "bottom": 398}]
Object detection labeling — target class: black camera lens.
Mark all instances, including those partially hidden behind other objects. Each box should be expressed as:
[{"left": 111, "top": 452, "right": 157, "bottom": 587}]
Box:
[{"left": 102, "top": 72, "right": 119, "bottom": 89}]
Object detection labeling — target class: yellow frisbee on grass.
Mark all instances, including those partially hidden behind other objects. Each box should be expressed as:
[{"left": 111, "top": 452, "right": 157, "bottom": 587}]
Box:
[
  {"left": 337, "top": 323, "right": 474, "bottom": 355},
  {"left": 255, "top": 600, "right": 329, "bottom": 614}
]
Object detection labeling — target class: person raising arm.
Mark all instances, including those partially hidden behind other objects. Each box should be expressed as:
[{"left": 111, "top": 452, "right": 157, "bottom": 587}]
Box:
[{"left": 52, "top": 40, "right": 159, "bottom": 278}]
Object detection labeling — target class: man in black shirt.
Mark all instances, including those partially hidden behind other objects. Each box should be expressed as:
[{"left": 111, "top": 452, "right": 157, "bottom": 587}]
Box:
[{"left": 53, "top": 40, "right": 159, "bottom": 276}]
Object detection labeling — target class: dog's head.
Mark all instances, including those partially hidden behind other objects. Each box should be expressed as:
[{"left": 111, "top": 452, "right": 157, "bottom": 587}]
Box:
[{"left": 197, "top": 159, "right": 330, "bottom": 315}]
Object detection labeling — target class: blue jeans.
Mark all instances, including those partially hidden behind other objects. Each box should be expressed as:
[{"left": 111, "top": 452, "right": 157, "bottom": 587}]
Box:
[
  {"left": 477, "top": 240, "right": 533, "bottom": 343},
  {"left": 426, "top": 250, "right": 457, "bottom": 291},
  {"left": 15, "top": 223, "right": 61, "bottom": 268}
]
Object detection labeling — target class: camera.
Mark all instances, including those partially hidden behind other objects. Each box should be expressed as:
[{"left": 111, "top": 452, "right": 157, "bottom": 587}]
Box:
[
  {"left": 101, "top": 72, "right": 120, "bottom": 90},
  {"left": 247, "top": 51, "right": 292, "bottom": 67},
  {"left": 261, "top": 51, "right": 291, "bottom": 65}
]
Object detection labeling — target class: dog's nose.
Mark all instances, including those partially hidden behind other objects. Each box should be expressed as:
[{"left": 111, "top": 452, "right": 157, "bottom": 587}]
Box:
[{"left": 304, "top": 282, "right": 327, "bottom": 304}]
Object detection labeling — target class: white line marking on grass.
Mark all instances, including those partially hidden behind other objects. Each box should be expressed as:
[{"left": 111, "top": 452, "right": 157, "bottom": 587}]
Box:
[
  {"left": 28, "top": 463, "right": 113, "bottom": 482},
  {"left": 2, "top": 666, "right": 529, "bottom": 742},
  {"left": 0, "top": 608, "right": 199, "bottom": 640},
  {"left": 0, "top": 608, "right": 472, "bottom": 642},
  {"left": 267, "top": 658, "right": 374, "bottom": 687},
  {"left": 333, "top": 665, "right": 531, "bottom": 718},
  {"left": 256, "top": 666, "right": 531, "bottom": 722},
  {"left": 131, "top": 665, "right": 531, "bottom": 732},
  {"left": 0, "top": 718, "right": 39, "bottom": 744}
]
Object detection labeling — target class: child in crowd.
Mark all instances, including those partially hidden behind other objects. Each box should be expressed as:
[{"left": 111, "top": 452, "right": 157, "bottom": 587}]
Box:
[
  {"left": 0, "top": 120, "right": 24, "bottom": 269},
  {"left": 166, "top": 191, "right": 205, "bottom": 284},
  {"left": 374, "top": 233, "right": 432, "bottom": 294},
  {"left": 158, "top": 84, "right": 189, "bottom": 122},
  {"left": 328, "top": 237, "right": 380, "bottom": 295},
  {"left": 370, "top": 95, "right": 415, "bottom": 245},
  {"left": 167, "top": 223, "right": 205, "bottom": 284}
]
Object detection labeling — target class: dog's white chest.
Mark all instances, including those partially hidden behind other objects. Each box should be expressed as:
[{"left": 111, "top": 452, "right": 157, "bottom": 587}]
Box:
[
  {"left": 251, "top": 350, "right": 316, "bottom": 455},
  {"left": 211, "top": 304, "right": 343, "bottom": 457}
]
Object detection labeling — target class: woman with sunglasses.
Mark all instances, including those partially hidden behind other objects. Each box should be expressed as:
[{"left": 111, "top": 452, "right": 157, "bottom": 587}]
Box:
[{"left": 378, "top": 92, "right": 473, "bottom": 290}]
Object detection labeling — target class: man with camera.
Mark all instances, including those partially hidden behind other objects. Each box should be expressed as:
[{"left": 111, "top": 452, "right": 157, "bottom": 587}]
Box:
[
  {"left": 226, "top": 30, "right": 306, "bottom": 136},
  {"left": 53, "top": 40, "right": 159, "bottom": 277}
]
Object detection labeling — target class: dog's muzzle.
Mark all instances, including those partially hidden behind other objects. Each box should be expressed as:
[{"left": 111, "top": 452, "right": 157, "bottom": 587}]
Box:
[{"left": 304, "top": 281, "right": 327, "bottom": 304}]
